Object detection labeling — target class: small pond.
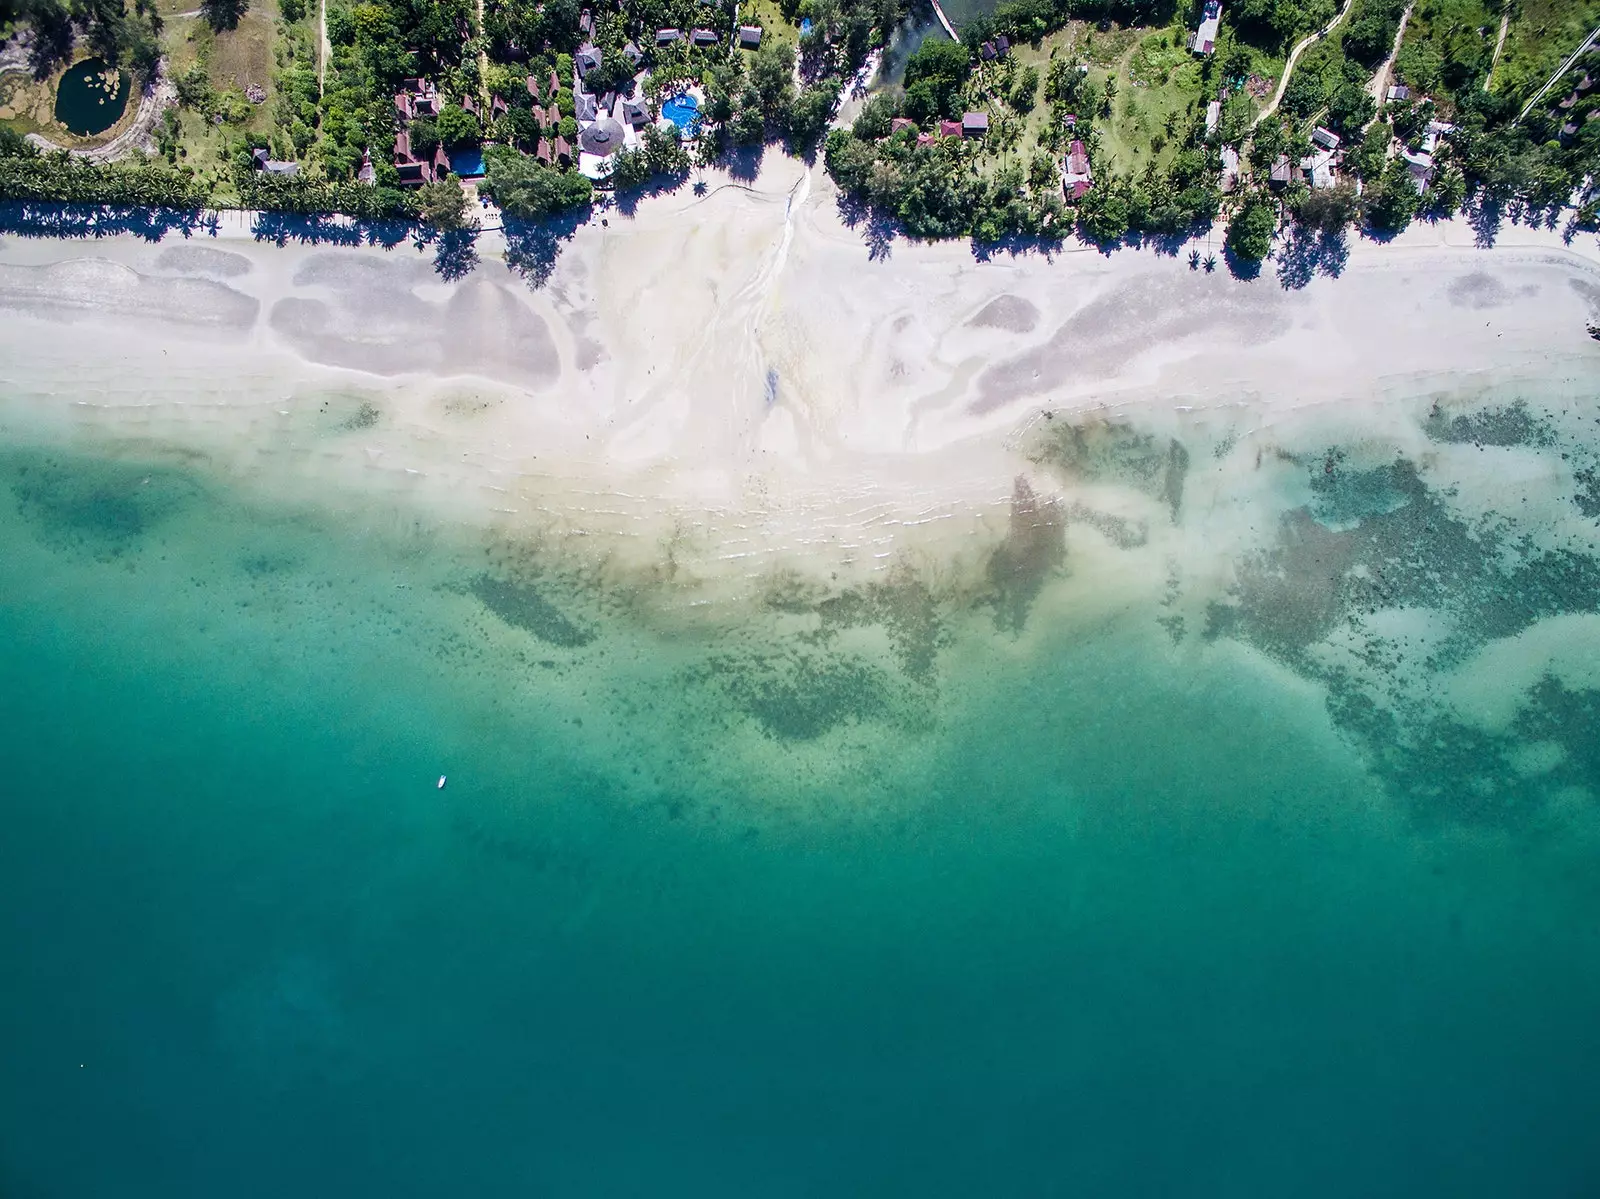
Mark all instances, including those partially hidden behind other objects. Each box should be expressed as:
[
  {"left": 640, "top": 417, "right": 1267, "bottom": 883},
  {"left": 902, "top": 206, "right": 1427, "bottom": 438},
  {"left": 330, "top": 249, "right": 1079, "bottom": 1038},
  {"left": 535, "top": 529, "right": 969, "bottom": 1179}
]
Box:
[{"left": 54, "top": 57, "right": 129, "bottom": 136}]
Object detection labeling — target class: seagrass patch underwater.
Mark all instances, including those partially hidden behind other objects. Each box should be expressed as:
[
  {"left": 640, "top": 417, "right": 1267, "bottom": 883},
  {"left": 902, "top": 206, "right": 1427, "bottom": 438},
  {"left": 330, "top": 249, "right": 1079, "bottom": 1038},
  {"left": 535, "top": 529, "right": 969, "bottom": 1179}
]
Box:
[{"left": 2, "top": 389, "right": 1600, "bottom": 1196}]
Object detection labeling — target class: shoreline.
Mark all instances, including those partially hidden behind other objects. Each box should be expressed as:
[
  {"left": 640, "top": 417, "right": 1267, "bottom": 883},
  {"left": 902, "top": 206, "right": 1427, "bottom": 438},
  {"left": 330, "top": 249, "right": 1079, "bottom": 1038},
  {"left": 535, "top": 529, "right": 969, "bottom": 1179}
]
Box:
[{"left": 1, "top": 155, "right": 1597, "bottom": 601}]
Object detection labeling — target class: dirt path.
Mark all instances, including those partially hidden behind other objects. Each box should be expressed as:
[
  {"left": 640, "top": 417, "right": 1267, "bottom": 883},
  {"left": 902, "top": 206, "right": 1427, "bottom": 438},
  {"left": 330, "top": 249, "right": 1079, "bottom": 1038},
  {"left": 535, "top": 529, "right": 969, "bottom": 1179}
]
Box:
[
  {"left": 318, "top": 0, "right": 330, "bottom": 96},
  {"left": 24, "top": 58, "right": 176, "bottom": 162},
  {"left": 1485, "top": 12, "right": 1509, "bottom": 91},
  {"left": 474, "top": 0, "right": 489, "bottom": 106},
  {"left": 1252, "top": 0, "right": 1357, "bottom": 127},
  {"left": 1367, "top": 0, "right": 1415, "bottom": 107}
]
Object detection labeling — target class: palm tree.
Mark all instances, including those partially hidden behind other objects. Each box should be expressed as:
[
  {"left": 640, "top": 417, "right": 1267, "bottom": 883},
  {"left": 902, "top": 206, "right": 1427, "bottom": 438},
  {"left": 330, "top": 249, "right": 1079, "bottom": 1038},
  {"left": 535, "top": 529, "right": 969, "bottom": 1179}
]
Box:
[
  {"left": 1189, "top": 248, "right": 1200, "bottom": 269},
  {"left": 1203, "top": 253, "right": 1217, "bottom": 272}
]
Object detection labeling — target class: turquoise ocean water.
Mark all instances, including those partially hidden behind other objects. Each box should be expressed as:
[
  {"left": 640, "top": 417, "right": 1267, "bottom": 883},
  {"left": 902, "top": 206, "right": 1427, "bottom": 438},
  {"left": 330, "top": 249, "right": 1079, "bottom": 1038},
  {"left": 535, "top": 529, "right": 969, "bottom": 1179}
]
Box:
[{"left": 3, "top": 391, "right": 1600, "bottom": 1195}]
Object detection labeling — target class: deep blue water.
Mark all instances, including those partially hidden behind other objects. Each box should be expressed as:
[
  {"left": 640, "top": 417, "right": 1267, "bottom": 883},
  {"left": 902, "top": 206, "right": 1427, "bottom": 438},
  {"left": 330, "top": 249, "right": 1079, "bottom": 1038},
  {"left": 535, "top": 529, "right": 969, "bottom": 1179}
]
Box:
[
  {"left": 449, "top": 146, "right": 486, "bottom": 178},
  {"left": 1, "top": 434, "right": 1599, "bottom": 1197},
  {"left": 52, "top": 58, "right": 129, "bottom": 137}
]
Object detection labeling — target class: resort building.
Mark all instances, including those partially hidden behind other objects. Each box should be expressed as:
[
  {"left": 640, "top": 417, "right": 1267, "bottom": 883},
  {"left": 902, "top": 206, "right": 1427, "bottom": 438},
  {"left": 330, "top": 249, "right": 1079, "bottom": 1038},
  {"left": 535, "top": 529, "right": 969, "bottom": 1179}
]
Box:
[
  {"left": 691, "top": 27, "right": 719, "bottom": 46},
  {"left": 1062, "top": 138, "right": 1092, "bottom": 199},
  {"left": 961, "top": 111, "right": 989, "bottom": 137},
  {"left": 576, "top": 43, "right": 603, "bottom": 81},
  {"left": 1401, "top": 146, "right": 1433, "bottom": 190},
  {"left": 1311, "top": 125, "right": 1340, "bottom": 151},
  {"left": 394, "top": 78, "right": 439, "bottom": 122},
  {"left": 656, "top": 27, "right": 682, "bottom": 45},
  {"left": 250, "top": 148, "right": 300, "bottom": 176},
  {"left": 1190, "top": 0, "right": 1221, "bottom": 55},
  {"left": 578, "top": 117, "right": 626, "bottom": 178},
  {"left": 937, "top": 119, "right": 962, "bottom": 138},
  {"left": 1300, "top": 150, "right": 1336, "bottom": 189},
  {"left": 1386, "top": 83, "right": 1410, "bottom": 102},
  {"left": 1219, "top": 144, "right": 1239, "bottom": 192},
  {"left": 891, "top": 117, "right": 917, "bottom": 136},
  {"left": 623, "top": 98, "right": 649, "bottom": 128},
  {"left": 738, "top": 25, "right": 763, "bottom": 48}
]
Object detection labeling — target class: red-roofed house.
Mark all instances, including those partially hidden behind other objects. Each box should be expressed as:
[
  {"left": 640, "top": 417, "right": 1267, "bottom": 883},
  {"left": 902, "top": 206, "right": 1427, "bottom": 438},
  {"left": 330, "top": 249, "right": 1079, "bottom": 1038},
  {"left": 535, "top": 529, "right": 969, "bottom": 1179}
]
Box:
[
  {"left": 890, "top": 117, "right": 917, "bottom": 136},
  {"left": 1063, "top": 138, "right": 1092, "bottom": 199},
  {"left": 938, "top": 119, "right": 962, "bottom": 138}
]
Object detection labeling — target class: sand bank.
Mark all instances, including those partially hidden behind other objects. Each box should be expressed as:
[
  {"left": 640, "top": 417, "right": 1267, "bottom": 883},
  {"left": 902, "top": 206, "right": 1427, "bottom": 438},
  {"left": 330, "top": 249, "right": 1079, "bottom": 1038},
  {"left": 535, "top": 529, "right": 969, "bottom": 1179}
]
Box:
[{"left": 0, "top": 156, "right": 1596, "bottom": 600}]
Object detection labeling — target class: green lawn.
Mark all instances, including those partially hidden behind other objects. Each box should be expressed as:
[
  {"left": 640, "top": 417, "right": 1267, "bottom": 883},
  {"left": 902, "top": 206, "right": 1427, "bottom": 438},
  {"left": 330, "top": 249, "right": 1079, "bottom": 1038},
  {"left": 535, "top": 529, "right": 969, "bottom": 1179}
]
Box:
[
  {"left": 735, "top": 0, "right": 800, "bottom": 52},
  {"left": 1104, "top": 27, "right": 1207, "bottom": 173},
  {"left": 960, "top": 18, "right": 1271, "bottom": 187}
]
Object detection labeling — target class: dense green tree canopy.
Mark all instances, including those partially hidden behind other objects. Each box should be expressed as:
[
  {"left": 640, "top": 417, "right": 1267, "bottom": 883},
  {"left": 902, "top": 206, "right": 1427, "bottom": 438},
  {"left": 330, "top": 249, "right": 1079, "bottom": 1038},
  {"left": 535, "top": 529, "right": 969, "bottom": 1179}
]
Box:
[
  {"left": 902, "top": 38, "right": 970, "bottom": 122},
  {"left": 1225, "top": 193, "right": 1276, "bottom": 261},
  {"left": 484, "top": 147, "right": 593, "bottom": 218}
]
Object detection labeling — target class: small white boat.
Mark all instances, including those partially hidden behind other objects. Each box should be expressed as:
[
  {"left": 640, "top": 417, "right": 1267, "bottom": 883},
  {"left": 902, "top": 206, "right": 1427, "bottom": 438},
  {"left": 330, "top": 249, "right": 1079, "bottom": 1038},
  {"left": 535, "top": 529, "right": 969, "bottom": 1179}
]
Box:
[{"left": 437, "top": 775, "right": 447, "bottom": 790}]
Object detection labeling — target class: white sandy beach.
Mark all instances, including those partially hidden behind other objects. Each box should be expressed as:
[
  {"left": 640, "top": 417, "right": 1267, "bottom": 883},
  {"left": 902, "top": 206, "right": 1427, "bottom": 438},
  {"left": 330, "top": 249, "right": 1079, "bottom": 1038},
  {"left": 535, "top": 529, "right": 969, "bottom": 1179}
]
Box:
[{"left": 0, "top": 154, "right": 1597, "bottom": 601}]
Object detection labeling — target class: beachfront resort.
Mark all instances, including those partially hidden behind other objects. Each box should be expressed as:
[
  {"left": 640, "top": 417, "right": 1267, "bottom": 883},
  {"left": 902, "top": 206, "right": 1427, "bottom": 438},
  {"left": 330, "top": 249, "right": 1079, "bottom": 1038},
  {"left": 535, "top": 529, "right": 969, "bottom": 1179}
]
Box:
[{"left": 1, "top": 0, "right": 1597, "bottom": 255}]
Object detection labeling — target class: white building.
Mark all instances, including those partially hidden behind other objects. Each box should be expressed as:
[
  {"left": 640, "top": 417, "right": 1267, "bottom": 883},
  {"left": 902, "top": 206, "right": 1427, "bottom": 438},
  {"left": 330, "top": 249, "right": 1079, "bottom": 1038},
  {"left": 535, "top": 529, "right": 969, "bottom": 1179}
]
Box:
[{"left": 1190, "top": 0, "right": 1221, "bottom": 54}]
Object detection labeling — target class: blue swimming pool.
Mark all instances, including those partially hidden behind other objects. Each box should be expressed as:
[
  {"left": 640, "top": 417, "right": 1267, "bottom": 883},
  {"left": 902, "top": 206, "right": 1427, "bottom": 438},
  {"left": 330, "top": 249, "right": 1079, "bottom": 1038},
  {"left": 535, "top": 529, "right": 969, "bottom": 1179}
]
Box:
[
  {"left": 448, "top": 145, "right": 485, "bottom": 178},
  {"left": 661, "top": 93, "right": 701, "bottom": 135}
]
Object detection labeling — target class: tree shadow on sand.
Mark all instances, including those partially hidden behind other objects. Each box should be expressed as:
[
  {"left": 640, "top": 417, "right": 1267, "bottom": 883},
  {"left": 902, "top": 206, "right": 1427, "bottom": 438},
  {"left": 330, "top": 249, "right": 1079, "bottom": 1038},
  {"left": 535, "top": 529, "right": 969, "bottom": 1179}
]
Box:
[
  {"left": 432, "top": 228, "right": 480, "bottom": 279},
  {"left": 612, "top": 169, "right": 692, "bottom": 218},
  {"left": 250, "top": 211, "right": 415, "bottom": 249},
  {"left": 969, "top": 231, "right": 1066, "bottom": 263},
  {"left": 0, "top": 201, "right": 214, "bottom": 241},
  {"left": 1275, "top": 226, "right": 1349, "bottom": 289},
  {"left": 502, "top": 209, "right": 587, "bottom": 288},
  {"left": 722, "top": 143, "right": 766, "bottom": 183},
  {"left": 1224, "top": 244, "right": 1263, "bottom": 280},
  {"left": 834, "top": 193, "right": 896, "bottom": 261},
  {"left": 1466, "top": 197, "right": 1502, "bottom": 248}
]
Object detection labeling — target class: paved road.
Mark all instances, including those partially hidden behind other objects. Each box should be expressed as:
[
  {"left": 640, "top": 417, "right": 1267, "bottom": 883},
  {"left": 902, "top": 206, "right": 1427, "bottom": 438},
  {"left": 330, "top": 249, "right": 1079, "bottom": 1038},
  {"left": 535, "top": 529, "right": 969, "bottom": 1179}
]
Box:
[
  {"left": 1485, "top": 11, "right": 1509, "bottom": 90},
  {"left": 1517, "top": 21, "right": 1600, "bottom": 120}
]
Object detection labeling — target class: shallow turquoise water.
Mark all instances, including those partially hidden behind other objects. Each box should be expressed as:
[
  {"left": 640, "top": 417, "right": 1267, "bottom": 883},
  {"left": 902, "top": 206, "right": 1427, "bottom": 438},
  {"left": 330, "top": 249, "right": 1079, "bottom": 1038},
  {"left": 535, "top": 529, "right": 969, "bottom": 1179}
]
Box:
[{"left": 2, "top": 418, "right": 1599, "bottom": 1195}]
